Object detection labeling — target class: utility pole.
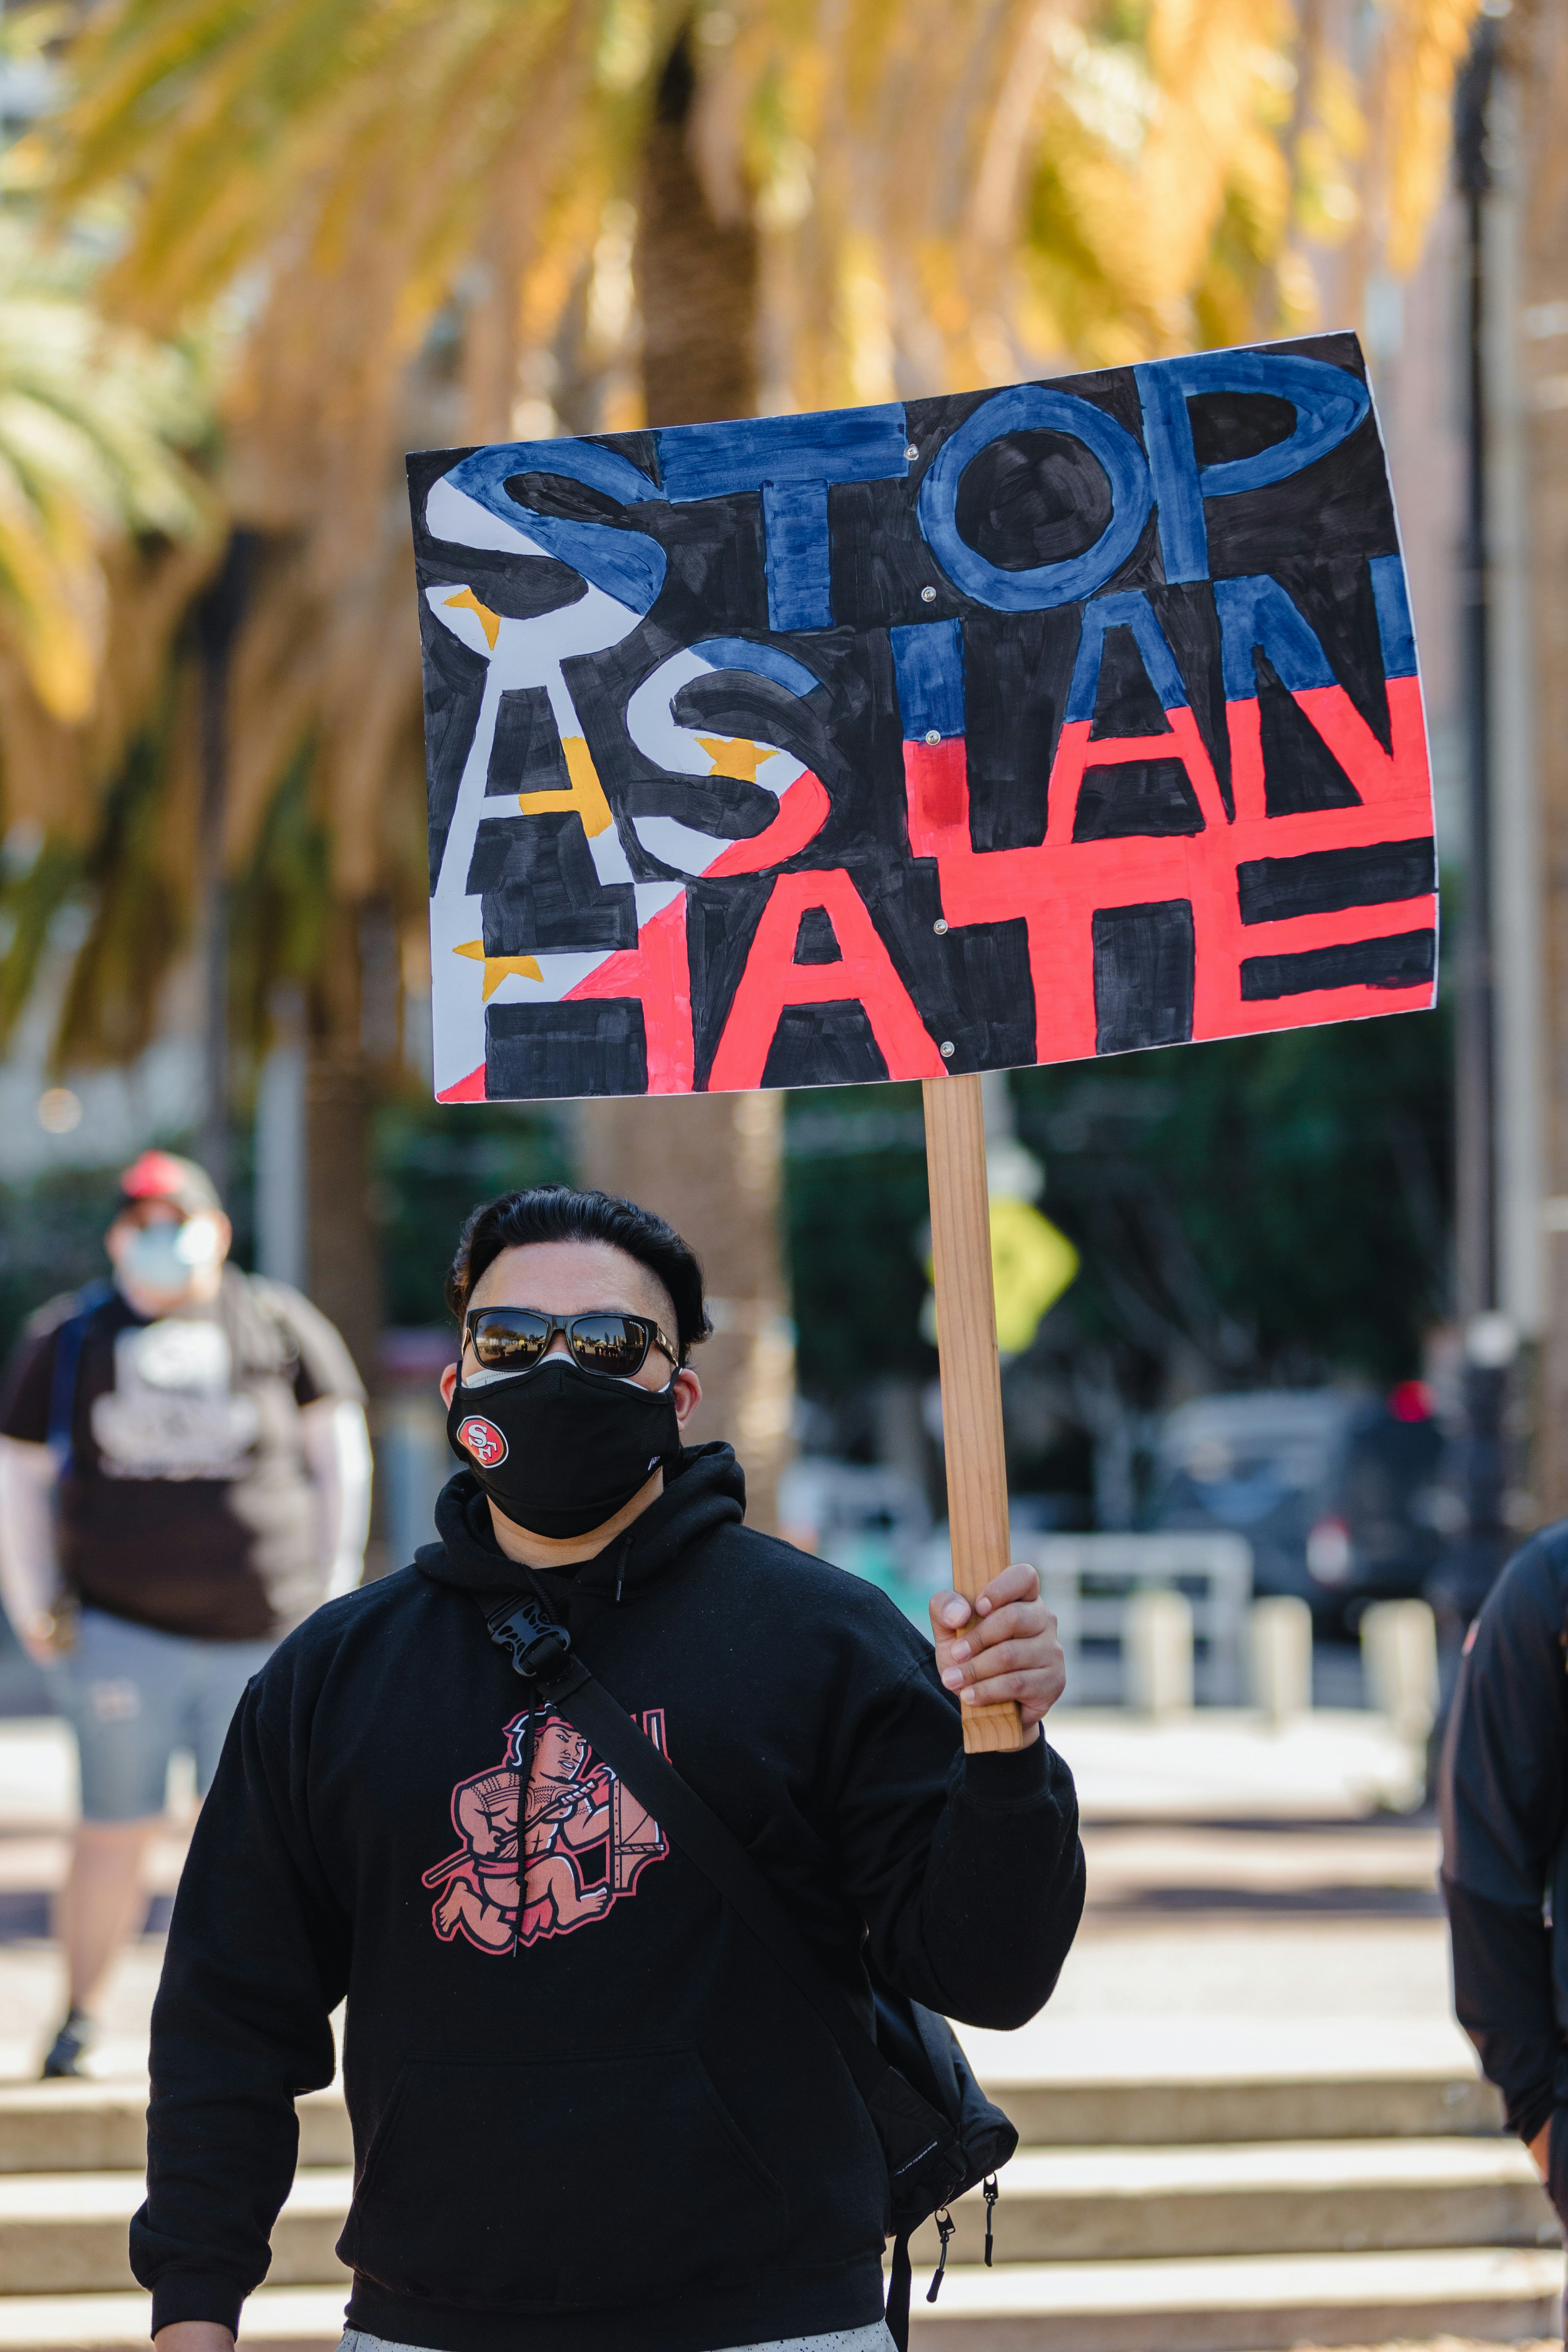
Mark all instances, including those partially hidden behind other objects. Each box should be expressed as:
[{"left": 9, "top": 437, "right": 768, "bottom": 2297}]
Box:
[
  {"left": 194, "top": 533, "right": 255, "bottom": 1196},
  {"left": 1454, "top": 11, "right": 1498, "bottom": 1330},
  {"left": 1520, "top": 0, "right": 1568, "bottom": 1523},
  {"left": 1440, "top": 10, "right": 1517, "bottom": 1646}
]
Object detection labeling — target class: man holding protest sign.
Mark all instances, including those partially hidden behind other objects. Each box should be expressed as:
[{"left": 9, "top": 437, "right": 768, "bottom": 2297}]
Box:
[
  {"left": 134, "top": 1181, "right": 1082, "bottom": 2352},
  {"left": 134, "top": 329, "right": 1438, "bottom": 2350}
]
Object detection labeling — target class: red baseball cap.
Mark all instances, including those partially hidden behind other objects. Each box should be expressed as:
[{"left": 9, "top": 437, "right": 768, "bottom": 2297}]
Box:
[{"left": 115, "top": 1150, "right": 222, "bottom": 1218}]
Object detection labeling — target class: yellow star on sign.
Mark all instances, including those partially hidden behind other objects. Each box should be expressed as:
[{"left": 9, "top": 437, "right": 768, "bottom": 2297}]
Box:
[
  {"left": 454, "top": 940, "right": 542, "bottom": 1001},
  {"left": 443, "top": 588, "right": 501, "bottom": 649},
  {"left": 697, "top": 735, "right": 772, "bottom": 786}
]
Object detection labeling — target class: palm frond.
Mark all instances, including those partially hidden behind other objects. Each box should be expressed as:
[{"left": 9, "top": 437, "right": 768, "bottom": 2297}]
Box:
[
  {"left": 0, "top": 218, "right": 212, "bottom": 726},
  {"left": 4, "top": 0, "right": 1482, "bottom": 1082}
]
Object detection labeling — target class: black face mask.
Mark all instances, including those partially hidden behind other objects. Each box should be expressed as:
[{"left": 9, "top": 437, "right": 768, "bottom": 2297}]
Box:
[{"left": 446, "top": 1356, "right": 681, "bottom": 1539}]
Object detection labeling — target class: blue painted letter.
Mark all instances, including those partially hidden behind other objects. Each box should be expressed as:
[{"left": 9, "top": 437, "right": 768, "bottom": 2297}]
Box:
[
  {"left": 656, "top": 408, "right": 910, "bottom": 632},
  {"left": 444, "top": 440, "right": 668, "bottom": 613},
  {"left": 918, "top": 385, "right": 1152, "bottom": 612},
  {"left": 1135, "top": 350, "right": 1372, "bottom": 586}
]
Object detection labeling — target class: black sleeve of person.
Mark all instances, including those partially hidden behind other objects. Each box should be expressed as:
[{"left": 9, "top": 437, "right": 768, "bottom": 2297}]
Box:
[
  {"left": 828, "top": 1655, "right": 1086, "bottom": 2031},
  {"left": 914, "top": 1742, "right": 1087, "bottom": 2028},
  {"left": 130, "top": 1679, "right": 349, "bottom": 2332},
  {"left": 1439, "top": 1527, "right": 1568, "bottom": 2149},
  {"left": 1444, "top": 1880, "right": 1558, "bottom": 2144}
]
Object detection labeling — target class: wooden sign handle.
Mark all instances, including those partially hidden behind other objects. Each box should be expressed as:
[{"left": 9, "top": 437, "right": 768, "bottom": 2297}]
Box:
[{"left": 922, "top": 1073, "right": 1027, "bottom": 1754}]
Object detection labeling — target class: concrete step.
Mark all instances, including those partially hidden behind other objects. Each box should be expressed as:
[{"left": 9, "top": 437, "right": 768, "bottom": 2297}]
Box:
[
  {"left": 907, "top": 2137, "right": 1560, "bottom": 2268},
  {"left": 900, "top": 2247, "right": 1566, "bottom": 2349},
  {"left": 0, "top": 2086, "right": 350, "bottom": 2175},
  {"left": 0, "top": 2137, "right": 1553, "bottom": 2294},
  {"left": 0, "top": 2068, "right": 1502, "bottom": 2173},
  {"left": 0, "top": 2248, "right": 1558, "bottom": 2352},
  {"left": 0, "top": 2170, "right": 351, "bottom": 2295},
  {"left": 997, "top": 2068, "right": 1505, "bottom": 2146}
]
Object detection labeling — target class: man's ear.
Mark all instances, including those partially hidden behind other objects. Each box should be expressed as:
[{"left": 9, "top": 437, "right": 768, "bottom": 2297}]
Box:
[
  {"left": 439, "top": 1363, "right": 459, "bottom": 1408},
  {"left": 672, "top": 1369, "right": 702, "bottom": 1428}
]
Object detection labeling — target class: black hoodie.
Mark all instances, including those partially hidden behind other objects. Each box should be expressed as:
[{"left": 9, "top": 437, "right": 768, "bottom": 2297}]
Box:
[{"left": 133, "top": 1445, "right": 1085, "bottom": 2352}]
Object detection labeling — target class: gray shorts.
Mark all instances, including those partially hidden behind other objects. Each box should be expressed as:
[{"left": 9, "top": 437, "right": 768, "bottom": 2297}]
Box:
[
  {"left": 337, "top": 2330, "right": 896, "bottom": 2352},
  {"left": 52, "top": 1606, "right": 273, "bottom": 1822}
]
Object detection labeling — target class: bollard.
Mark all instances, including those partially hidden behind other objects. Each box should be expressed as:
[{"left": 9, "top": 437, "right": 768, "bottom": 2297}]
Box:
[
  {"left": 1360, "top": 1599, "right": 1439, "bottom": 1742},
  {"left": 1124, "top": 1587, "right": 1194, "bottom": 1716},
  {"left": 1248, "top": 1596, "right": 1314, "bottom": 1722}
]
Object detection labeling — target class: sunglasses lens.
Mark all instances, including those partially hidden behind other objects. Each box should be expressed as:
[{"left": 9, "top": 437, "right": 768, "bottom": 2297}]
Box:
[
  {"left": 568, "top": 1315, "right": 646, "bottom": 1375},
  {"left": 471, "top": 1312, "right": 550, "bottom": 1369}
]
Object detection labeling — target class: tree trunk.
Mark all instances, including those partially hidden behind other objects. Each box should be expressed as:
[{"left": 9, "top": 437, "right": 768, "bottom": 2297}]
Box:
[
  {"left": 1518, "top": 0, "right": 1568, "bottom": 1517},
  {"left": 305, "top": 904, "right": 386, "bottom": 1387},
  {"left": 306, "top": 1043, "right": 384, "bottom": 1379},
  {"left": 575, "top": 28, "right": 795, "bottom": 1532},
  {"left": 639, "top": 33, "right": 759, "bottom": 427}
]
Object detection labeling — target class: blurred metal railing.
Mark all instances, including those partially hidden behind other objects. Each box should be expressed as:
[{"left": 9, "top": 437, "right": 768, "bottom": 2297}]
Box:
[{"left": 1027, "top": 1532, "right": 1254, "bottom": 1707}]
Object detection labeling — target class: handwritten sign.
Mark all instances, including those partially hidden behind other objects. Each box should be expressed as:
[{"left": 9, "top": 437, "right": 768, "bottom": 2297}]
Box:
[{"left": 410, "top": 332, "right": 1434, "bottom": 1104}]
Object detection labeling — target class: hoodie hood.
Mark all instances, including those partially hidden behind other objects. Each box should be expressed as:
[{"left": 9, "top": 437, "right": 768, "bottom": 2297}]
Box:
[{"left": 416, "top": 1440, "right": 747, "bottom": 1602}]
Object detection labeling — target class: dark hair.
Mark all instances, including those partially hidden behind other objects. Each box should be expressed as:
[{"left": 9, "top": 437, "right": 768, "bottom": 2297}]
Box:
[{"left": 444, "top": 1184, "right": 710, "bottom": 1363}]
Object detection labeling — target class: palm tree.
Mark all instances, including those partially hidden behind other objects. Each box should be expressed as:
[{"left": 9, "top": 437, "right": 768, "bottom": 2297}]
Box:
[{"left": 12, "top": 0, "right": 1481, "bottom": 1515}]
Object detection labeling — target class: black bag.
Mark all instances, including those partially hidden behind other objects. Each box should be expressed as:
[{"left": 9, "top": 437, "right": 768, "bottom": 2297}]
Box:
[{"left": 474, "top": 1582, "right": 1018, "bottom": 2349}]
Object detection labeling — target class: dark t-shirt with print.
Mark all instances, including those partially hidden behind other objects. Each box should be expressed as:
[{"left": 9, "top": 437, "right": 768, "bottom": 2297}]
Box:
[{"left": 0, "top": 1271, "right": 364, "bottom": 1642}]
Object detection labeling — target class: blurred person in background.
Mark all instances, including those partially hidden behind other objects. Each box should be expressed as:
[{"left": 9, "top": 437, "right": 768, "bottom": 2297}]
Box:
[
  {"left": 0, "top": 1150, "right": 370, "bottom": 2080},
  {"left": 1440, "top": 1523, "right": 1568, "bottom": 2247}
]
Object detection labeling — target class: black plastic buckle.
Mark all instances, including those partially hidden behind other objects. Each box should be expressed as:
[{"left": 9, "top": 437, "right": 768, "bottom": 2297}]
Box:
[
  {"left": 484, "top": 1599, "right": 588, "bottom": 1700},
  {"left": 487, "top": 1603, "right": 561, "bottom": 1672},
  {"left": 519, "top": 1626, "right": 572, "bottom": 1684}
]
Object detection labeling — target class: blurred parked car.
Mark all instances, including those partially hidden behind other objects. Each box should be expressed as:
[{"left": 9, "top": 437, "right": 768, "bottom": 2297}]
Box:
[{"left": 1146, "top": 1384, "right": 1446, "bottom": 1625}]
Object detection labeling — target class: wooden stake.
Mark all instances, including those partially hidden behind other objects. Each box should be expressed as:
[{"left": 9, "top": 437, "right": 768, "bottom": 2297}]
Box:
[{"left": 922, "top": 1072, "right": 1026, "bottom": 1754}]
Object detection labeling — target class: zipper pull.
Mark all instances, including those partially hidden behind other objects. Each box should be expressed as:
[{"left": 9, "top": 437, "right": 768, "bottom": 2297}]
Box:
[
  {"left": 983, "top": 2174, "right": 998, "bottom": 2267},
  {"left": 926, "top": 2208, "right": 955, "bottom": 2304}
]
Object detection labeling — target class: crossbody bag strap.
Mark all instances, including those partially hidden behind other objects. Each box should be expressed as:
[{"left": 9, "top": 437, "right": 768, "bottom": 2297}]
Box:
[
  {"left": 474, "top": 1587, "right": 951, "bottom": 2172},
  {"left": 46, "top": 1282, "right": 114, "bottom": 1475}
]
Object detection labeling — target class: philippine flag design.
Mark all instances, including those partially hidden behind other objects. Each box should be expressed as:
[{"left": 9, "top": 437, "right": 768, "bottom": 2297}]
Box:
[{"left": 411, "top": 341, "right": 1437, "bottom": 1102}]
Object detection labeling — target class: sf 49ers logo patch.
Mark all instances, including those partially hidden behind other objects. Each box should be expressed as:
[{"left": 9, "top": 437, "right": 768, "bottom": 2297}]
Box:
[
  {"left": 423, "top": 1707, "right": 669, "bottom": 1953},
  {"left": 457, "top": 1414, "right": 507, "bottom": 1468}
]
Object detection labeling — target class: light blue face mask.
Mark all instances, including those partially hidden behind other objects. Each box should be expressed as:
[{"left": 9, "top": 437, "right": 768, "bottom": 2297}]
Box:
[{"left": 120, "top": 1217, "right": 218, "bottom": 1296}]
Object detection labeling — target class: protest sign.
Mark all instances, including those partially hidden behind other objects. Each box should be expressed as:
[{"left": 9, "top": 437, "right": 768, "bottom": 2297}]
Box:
[
  {"left": 410, "top": 332, "right": 1434, "bottom": 1747},
  {"left": 411, "top": 330, "right": 1433, "bottom": 1109}
]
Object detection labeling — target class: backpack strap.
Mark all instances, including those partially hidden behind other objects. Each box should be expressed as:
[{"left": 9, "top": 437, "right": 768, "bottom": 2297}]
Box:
[
  {"left": 46, "top": 1282, "right": 114, "bottom": 1476},
  {"left": 475, "top": 1584, "right": 956, "bottom": 2349}
]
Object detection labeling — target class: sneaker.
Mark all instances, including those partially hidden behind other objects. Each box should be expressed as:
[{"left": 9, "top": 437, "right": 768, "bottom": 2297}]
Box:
[{"left": 40, "top": 2010, "right": 92, "bottom": 2080}]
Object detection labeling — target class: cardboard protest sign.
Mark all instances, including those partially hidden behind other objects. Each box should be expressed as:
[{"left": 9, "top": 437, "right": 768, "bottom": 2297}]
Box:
[{"left": 410, "top": 331, "right": 1434, "bottom": 1107}]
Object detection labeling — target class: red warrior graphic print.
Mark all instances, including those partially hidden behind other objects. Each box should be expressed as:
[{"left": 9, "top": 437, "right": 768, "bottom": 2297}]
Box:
[{"left": 423, "top": 1707, "right": 669, "bottom": 1954}]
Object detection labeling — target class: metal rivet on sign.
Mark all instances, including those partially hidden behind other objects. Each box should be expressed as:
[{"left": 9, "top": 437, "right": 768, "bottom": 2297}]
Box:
[
  {"left": 940, "top": 1039, "right": 956, "bottom": 1057},
  {"left": 905, "top": 444, "right": 919, "bottom": 461},
  {"left": 933, "top": 918, "right": 949, "bottom": 936},
  {"left": 920, "top": 585, "right": 938, "bottom": 603},
  {"left": 924, "top": 728, "right": 941, "bottom": 745}
]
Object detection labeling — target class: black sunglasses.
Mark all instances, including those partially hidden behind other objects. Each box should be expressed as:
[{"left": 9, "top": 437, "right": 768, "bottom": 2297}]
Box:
[{"left": 464, "top": 1307, "right": 679, "bottom": 1380}]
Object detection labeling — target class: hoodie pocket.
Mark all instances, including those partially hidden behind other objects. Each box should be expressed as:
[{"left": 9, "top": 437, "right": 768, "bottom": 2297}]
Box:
[{"left": 341, "top": 2049, "right": 789, "bottom": 2313}]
